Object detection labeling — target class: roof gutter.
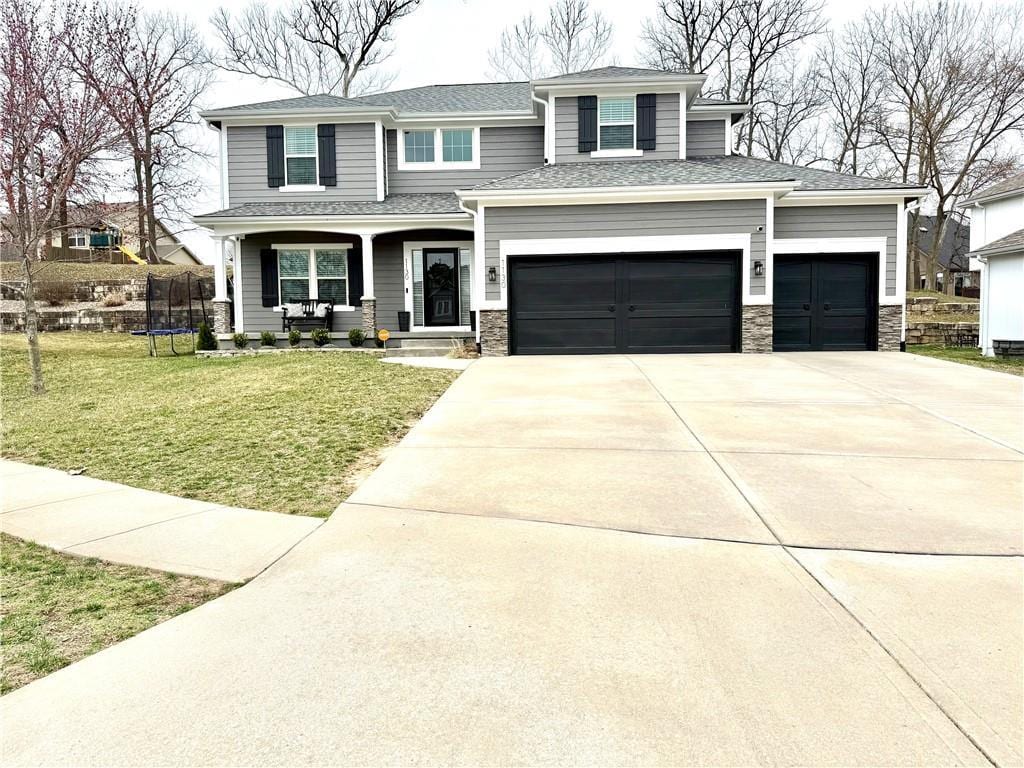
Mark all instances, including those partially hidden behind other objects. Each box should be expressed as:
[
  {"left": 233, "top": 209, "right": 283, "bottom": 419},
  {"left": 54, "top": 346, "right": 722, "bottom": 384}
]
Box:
[{"left": 457, "top": 181, "right": 799, "bottom": 206}]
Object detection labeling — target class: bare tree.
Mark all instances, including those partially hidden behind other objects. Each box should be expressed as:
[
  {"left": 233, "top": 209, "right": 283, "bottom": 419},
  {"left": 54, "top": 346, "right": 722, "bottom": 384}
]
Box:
[
  {"left": 212, "top": 0, "right": 421, "bottom": 97},
  {"left": 868, "top": 1, "right": 1024, "bottom": 292},
  {"left": 639, "top": 0, "right": 734, "bottom": 74},
  {"left": 1, "top": 0, "right": 115, "bottom": 393},
  {"left": 751, "top": 52, "right": 824, "bottom": 165},
  {"left": 488, "top": 0, "right": 613, "bottom": 80},
  {"left": 67, "top": 3, "right": 211, "bottom": 263}
]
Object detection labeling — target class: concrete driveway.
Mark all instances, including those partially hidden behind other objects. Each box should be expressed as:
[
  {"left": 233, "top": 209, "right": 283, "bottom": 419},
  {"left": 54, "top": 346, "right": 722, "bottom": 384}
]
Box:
[{"left": 2, "top": 353, "right": 1021, "bottom": 766}]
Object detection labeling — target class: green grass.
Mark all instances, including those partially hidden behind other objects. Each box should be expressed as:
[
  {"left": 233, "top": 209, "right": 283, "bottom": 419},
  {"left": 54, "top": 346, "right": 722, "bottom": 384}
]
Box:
[
  {"left": 907, "top": 344, "right": 1023, "bottom": 376},
  {"left": 1, "top": 533, "right": 233, "bottom": 694},
  {"left": 907, "top": 289, "right": 978, "bottom": 304},
  {"left": 0, "top": 332, "right": 457, "bottom": 516},
  {"left": 1, "top": 262, "right": 214, "bottom": 282}
]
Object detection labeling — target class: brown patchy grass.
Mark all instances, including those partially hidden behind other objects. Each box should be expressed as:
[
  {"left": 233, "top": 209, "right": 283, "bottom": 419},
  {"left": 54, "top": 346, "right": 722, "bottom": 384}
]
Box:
[
  {"left": 0, "top": 262, "right": 214, "bottom": 282},
  {"left": 0, "top": 332, "right": 457, "bottom": 517},
  {"left": 907, "top": 289, "right": 979, "bottom": 304},
  {"left": 1, "top": 533, "right": 233, "bottom": 694}
]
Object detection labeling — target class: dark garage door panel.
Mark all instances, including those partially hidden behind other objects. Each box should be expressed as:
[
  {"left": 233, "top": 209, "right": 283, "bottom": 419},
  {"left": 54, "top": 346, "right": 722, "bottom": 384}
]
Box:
[
  {"left": 509, "top": 252, "right": 739, "bottom": 355},
  {"left": 773, "top": 255, "right": 876, "bottom": 351}
]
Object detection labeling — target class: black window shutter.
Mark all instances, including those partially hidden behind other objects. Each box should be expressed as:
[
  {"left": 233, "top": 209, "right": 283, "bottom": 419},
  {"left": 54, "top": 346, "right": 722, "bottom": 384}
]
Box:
[
  {"left": 260, "top": 248, "right": 279, "bottom": 307},
  {"left": 317, "top": 124, "right": 337, "bottom": 186},
  {"left": 637, "top": 94, "right": 657, "bottom": 150},
  {"left": 578, "top": 95, "right": 597, "bottom": 152},
  {"left": 266, "top": 126, "right": 284, "bottom": 187},
  {"left": 347, "top": 248, "right": 363, "bottom": 307}
]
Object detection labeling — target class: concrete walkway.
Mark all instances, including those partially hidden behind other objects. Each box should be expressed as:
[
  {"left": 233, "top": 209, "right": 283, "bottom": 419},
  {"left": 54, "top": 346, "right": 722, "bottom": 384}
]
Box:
[
  {"left": 0, "top": 460, "right": 321, "bottom": 581},
  {"left": 1, "top": 353, "right": 1020, "bottom": 766}
]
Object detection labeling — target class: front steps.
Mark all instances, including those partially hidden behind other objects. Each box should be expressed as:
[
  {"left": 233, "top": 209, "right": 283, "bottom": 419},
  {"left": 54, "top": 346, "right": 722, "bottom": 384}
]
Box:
[{"left": 382, "top": 330, "right": 476, "bottom": 359}]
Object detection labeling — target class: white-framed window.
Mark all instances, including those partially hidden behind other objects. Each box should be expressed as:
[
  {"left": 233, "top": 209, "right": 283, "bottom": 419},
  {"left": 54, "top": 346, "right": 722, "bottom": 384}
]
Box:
[
  {"left": 397, "top": 127, "right": 481, "bottom": 170},
  {"left": 276, "top": 245, "right": 350, "bottom": 305},
  {"left": 284, "top": 126, "right": 318, "bottom": 186},
  {"left": 598, "top": 97, "right": 635, "bottom": 150},
  {"left": 67, "top": 229, "right": 89, "bottom": 249}
]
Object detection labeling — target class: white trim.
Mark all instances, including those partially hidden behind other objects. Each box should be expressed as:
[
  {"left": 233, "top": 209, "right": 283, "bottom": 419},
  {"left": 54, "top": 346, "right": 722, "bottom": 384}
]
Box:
[
  {"left": 724, "top": 117, "right": 731, "bottom": 155},
  {"left": 547, "top": 95, "right": 555, "bottom": 163},
  {"left": 895, "top": 200, "right": 907, "bottom": 333},
  {"left": 219, "top": 127, "right": 230, "bottom": 208},
  {"left": 402, "top": 240, "right": 473, "bottom": 331},
  {"left": 490, "top": 233, "right": 755, "bottom": 310},
  {"left": 762, "top": 196, "right": 774, "bottom": 303},
  {"left": 777, "top": 189, "right": 930, "bottom": 206},
  {"left": 590, "top": 149, "right": 643, "bottom": 159},
  {"left": 396, "top": 127, "right": 481, "bottom": 171},
  {"left": 283, "top": 125, "right": 319, "bottom": 187},
  {"left": 274, "top": 243, "right": 353, "bottom": 306},
  {"left": 460, "top": 182, "right": 796, "bottom": 207},
  {"left": 678, "top": 92, "right": 686, "bottom": 159},
  {"left": 771, "top": 237, "right": 897, "bottom": 305},
  {"left": 474, "top": 205, "right": 485, "bottom": 343},
  {"left": 233, "top": 236, "right": 244, "bottom": 331},
  {"left": 374, "top": 121, "right": 385, "bottom": 202},
  {"left": 360, "top": 233, "right": 375, "bottom": 299},
  {"left": 214, "top": 236, "right": 230, "bottom": 301},
  {"left": 195, "top": 214, "right": 473, "bottom": 239}
]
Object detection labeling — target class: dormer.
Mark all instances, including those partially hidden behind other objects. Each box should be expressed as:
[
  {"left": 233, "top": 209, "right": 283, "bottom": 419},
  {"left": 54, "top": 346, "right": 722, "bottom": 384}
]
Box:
[{"left": 530, "top": 66, "right": 748, "bottom": 163}]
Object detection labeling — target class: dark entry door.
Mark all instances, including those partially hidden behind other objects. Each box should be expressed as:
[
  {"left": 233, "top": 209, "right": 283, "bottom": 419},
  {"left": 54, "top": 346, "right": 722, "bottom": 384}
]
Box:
[
  {"left": 423, "top": 248, "right": 458, "bottom": 326},
  {"left": 508, "top": 252, "right": 739, "bottom": 355},
  {"left": 773, "top": 255, "right": 876, "bottom": 351}
]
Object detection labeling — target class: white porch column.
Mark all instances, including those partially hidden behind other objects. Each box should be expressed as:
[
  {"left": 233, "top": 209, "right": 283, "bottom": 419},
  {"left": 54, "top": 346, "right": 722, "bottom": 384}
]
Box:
[
  {"left": 360, "top": 233, "right": 376, "bottom": 336},
  {"left": 212, "top": 236, "right": 232, "bottom": 334},
  {"left": 360, "top": 233, "right": 375, "bottom": 300}
]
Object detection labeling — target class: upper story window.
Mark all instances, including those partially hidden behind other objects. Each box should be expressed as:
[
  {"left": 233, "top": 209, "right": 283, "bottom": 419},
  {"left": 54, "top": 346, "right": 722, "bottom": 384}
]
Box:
[
  {"left": 398, "top": 127, "right": 480, "bottom": 170},
  {"left": 67, "top": 229, "right": 89, "bottom": 248},
  {"left": 284, "top": 126, "right": 318, "bottom": 185},
  {"left": 598, "top": 98, "right": 635, "bottom": 150}
]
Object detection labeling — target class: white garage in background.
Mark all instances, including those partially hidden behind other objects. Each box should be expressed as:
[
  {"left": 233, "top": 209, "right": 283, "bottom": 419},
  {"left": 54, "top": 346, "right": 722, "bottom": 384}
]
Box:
[{"left": 960, "top": 173, "right": 1024, "bottom": 357}]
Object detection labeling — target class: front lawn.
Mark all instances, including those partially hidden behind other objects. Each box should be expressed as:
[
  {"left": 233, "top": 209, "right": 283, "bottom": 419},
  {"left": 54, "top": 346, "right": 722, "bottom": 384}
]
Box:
[
  {"left": 907, "top": 289, "right": 978, "bottom": 304},
  {"left": 1, "top": 533, "right": 233, "bottom": 694},
  {"left": 0, "top": 332, "right": 457, "bottom": 517},
  {"left": 907, "top": 344, "right": 1023, "bottom": 376}
]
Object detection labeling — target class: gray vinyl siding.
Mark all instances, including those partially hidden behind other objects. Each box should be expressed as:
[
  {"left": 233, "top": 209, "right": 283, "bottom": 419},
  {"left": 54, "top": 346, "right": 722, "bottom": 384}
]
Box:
[
  {"left": 226, "top": 123, "right": 377, "bottom": 204},
  {"left": 774, "top": 205, "right": 898, "bottom": 296},
  {"left": 386, "top": 126, "right": 543, "bottom": 194},
  {"left": 484, "top": 199, "right": 767, "bottom": 301},
  {"left": 686, "top": 120, "right": 727, "bottom": 157},
  {"left": 371, "top": 238, "right": 405, "bottom": 330},
  {"left": 238, "top": 231, "right": 364, "bottom": 333},
  {"left": 554, "top": 94, "right": 681, "bottom": 162}
]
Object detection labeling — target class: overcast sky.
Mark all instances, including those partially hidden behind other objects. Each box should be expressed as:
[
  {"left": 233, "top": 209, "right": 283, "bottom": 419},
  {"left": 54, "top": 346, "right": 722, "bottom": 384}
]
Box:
[{"left": 133, "top": 0, "right": 890, "bottom": 262}]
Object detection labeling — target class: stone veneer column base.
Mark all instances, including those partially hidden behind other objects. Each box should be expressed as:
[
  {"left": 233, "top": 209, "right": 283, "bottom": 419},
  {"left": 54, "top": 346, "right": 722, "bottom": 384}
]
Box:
[
  {"left": 361, "top": 299, "right": 377, "bottom": 337},
  {"left": 741, "top": 305, "right": 773, "bottom": 353},
  {"left": 878, "top": 305, "right": 902, "bottom": 351},
  {"left": 479, "top": 310, "right": 509, "bottom": 356},
  {"left": 212, "top": 299, "right": 231, "bottom": 334}
]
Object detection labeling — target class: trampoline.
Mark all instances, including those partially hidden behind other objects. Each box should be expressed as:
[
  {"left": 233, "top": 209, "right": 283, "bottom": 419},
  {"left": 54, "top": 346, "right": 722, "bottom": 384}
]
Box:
[{"left": 131, "top": 272, "right": 214, "bottom": 356}]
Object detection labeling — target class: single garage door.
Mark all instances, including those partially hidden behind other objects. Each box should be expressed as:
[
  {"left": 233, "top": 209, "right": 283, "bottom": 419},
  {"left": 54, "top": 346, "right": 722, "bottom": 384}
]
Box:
[
  {"left": 773, "top": 254, "right": 877, "bottom": 351},
  {"left": 508, "top": 251, "right": 740, "bottom": 354}
]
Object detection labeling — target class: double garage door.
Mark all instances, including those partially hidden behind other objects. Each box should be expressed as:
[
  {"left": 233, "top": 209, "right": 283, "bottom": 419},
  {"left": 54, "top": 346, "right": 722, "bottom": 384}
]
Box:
[{"left": 507, "top": 250, "right": 877, "bottom": 354}]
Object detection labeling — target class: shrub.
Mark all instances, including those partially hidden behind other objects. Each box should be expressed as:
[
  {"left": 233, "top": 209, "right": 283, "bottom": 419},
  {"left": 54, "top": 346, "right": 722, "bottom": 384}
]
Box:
[
  {"left": 288, "top": 329, "right": 301, "bottom": 347},
  {"left": 232, "top": 332, "right": 249, "bottom": 349},
  {"left": 196, "top": 322, "right": 217, "bottom": 351},
  {"left": 447, "top": 338, "right": 478, "bottom": 359},
  {"left": 98, "top": 290, "right": 126, "bottom": 307},
  {"left": 35, "top": 281, "right": 75, "bottom": 306},
  {"left": 347, "top": 328, "right": 366, "bottom": 347},
  {"left": 310, "top": 327, "right": 330, "bottom": 347},
  {"left": 260, "top": 331, "right": 276, "bottom": 347}
]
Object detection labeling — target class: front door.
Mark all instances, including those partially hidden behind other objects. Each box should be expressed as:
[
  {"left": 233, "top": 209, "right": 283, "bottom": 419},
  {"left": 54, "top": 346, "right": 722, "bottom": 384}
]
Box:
[
  {"left": 423, "top": 248, "right": 459, "bottom": 326},
  {"left": 773, "top": 255, "right": 876, "bottom": 351}
]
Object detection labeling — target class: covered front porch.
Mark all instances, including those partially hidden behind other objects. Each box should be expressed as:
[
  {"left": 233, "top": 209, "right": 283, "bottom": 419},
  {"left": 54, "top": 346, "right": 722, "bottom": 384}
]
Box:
[{"left": 197, "top": 206, "right": 480, "bottom": 351}]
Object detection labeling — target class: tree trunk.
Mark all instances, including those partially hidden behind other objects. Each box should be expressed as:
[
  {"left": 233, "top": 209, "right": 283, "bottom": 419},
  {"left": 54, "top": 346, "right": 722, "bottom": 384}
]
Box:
[
  {"left": 59, "top": 196, "right": 70, "bottom": 261},
  {"left": 21, "top": 259, "right": 45, "bottom": 395},
  {"left": 143, "top": 137, "right": 159, "bottom": 264},
  {"left": 134, "top": 154, "right": 146, "bottom": 263}
]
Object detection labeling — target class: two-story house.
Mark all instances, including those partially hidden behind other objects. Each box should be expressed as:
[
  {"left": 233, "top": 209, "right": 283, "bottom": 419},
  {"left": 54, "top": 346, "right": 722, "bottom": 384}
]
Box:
[
  {"left": 960, "top": 172, "right": 1024, "bottom": 356},
  {"left": 194, "top": 66, "right": 928, "bottom": 355}
]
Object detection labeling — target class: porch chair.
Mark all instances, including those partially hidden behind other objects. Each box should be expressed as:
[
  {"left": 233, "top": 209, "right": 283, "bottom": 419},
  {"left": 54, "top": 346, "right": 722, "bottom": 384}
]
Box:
[{"left": 281, "top": 300, "right": 334, "bottom": 332}]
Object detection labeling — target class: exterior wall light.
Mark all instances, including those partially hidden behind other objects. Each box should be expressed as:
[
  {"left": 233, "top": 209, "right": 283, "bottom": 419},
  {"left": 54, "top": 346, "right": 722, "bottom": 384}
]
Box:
[
  {"left": 487, "top": 266, "right": 498, "bottom": 283},
  {"left": 753, "top": 260, "right": 765, "bottom": 277}
]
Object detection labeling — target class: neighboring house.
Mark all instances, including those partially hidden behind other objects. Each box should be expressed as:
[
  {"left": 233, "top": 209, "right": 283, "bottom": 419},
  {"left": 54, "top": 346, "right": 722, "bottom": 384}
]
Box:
[
  {"left": 959, "top": 173, "right": 1024, "bottom": 356},
  {"left": 908, "top": 212, "right": 976, "bottom": 297},
  {"left": 193, "top": 66, "right": 927, "bottom": 354},
  {"left": 0, "top": 202, "right": 200, "bottom": 265}
]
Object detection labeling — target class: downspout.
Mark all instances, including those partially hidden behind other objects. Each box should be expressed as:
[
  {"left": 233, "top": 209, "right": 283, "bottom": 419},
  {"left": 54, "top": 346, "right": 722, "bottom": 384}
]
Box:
[
  {"left": 457, "top": 197, "right": 482, "bottom": 346},
  {"left": 531, "top": 93, "right": 550, "bottom": 164}
]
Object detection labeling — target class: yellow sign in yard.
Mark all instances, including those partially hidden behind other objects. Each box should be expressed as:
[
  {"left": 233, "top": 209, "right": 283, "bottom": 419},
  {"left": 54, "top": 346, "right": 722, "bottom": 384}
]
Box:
[{"left": 377, "top": 329, "right": 390, "bottom": 342}]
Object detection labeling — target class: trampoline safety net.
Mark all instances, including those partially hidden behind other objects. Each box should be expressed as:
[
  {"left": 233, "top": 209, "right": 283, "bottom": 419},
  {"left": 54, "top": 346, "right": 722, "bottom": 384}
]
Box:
[{"left": 132, "top": 272, "right": 215, "bottom": 355}]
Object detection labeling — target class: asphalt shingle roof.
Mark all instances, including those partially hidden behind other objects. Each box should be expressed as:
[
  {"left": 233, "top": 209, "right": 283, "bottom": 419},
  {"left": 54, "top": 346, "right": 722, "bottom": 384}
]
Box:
[
  {"left": 970, "top": 227, "right": 1024, "bottom": 257},
  {"left": 352, "top": 82, "right": 533, "bottom": 113},
  {"left": 468, "top": 156, "right": 922, "bottom": 192},
  {"left": 193, "top": 194, "right": 464, "bottom": 219},
  {"left": 536, "top": 66, "right": 693, "bottom": 81},
  {"left": 208, "top": 94, "right": 369, "bottom": 113},
  {"left": 963, "top": 172, "right": 1024, "bottom": 204}
]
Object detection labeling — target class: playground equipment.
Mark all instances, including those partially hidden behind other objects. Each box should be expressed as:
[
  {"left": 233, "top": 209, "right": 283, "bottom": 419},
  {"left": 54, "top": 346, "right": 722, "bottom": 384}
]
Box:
[
  {"left": 130, "top": 271, "right": 214, "bottom": 356},
  {"left": 116, "top": 244, "right": 147, "bottom": 265}
]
